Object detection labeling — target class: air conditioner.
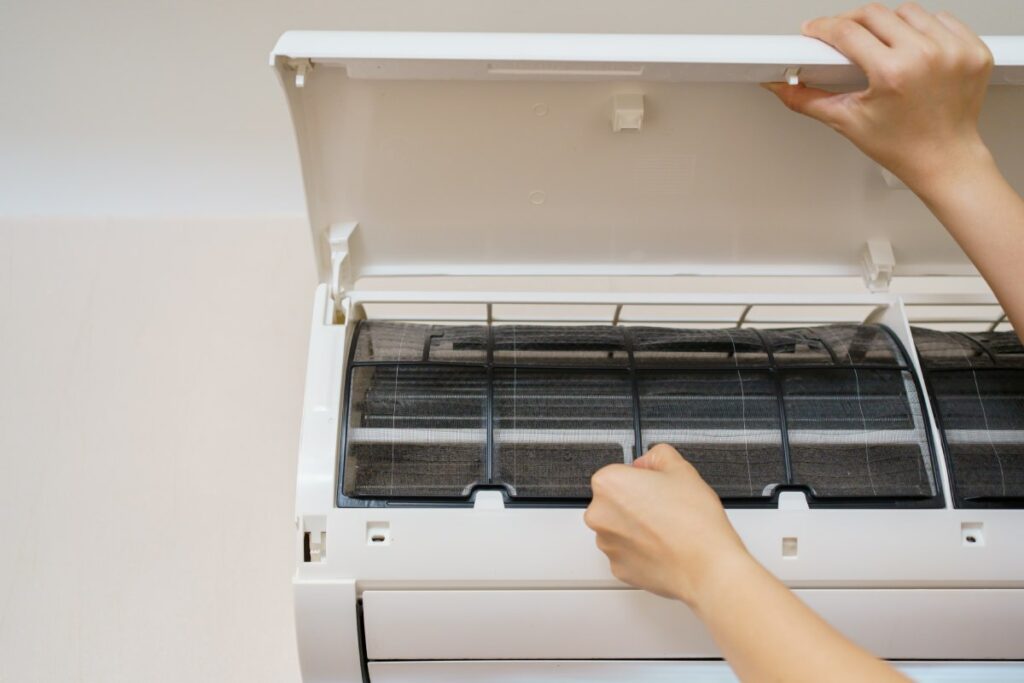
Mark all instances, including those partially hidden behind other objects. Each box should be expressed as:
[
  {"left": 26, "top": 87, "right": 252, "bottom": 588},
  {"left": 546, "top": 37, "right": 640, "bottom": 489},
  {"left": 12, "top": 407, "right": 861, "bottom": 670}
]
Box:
[{"left": 271, "top": 31, "right": 1024, "bottom": 682}]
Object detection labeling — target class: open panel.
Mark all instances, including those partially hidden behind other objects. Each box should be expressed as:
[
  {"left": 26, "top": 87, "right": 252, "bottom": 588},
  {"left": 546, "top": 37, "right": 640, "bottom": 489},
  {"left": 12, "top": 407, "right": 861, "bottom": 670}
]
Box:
[
  {"left": 340, "top": 321, "right": 939, "bottom": 507},
  {"left": 914, "top": 327, "right": 1024, "bottom": 508}
]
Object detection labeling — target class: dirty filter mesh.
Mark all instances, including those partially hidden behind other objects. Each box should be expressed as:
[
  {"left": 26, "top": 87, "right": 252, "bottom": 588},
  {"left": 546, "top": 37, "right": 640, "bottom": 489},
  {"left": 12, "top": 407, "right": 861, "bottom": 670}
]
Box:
[
  {"left": 914, "top": 327, "right": 1024, "bottom": 504},
  {"left": 630, "top": 327, "right": 769, "bottom": 367},
  {"left": 783, "top": 370, "right": 933, "bottom": 497},
  {"left": 639, "top": 371, "right": 785, "bottom": 498},
  {"left": 494, "top": 370, "right": 633, "bottom": 497},
  {"left": 343, "top": 365, "right": 487, "bottom": 497},
  {"left": 342, "top": 321, "right": 932, "bottom": 502},
  {"left": 761, "top": 325, "right": 901, "bottom": 366},
  {"left": 492, "top": 325, "right": 629, "bottom": 367},
  {"left": 353, "top": 322, "right": 489, "bottom": 363},
  {"left": 929, "top": 372, "right": 1024, "bottom": 501}
]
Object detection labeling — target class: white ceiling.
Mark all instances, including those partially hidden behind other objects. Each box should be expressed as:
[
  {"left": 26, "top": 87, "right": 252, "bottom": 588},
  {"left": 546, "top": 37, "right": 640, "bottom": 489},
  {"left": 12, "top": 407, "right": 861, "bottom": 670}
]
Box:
[{"left": 2, "top": 0, "right": 1023, "bottom": 216}]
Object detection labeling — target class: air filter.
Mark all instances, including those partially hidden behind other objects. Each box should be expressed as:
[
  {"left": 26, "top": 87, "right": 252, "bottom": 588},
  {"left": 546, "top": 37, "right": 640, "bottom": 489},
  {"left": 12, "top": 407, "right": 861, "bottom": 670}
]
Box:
[
  {"left": 341, "top": 321, "right": 938, "bottom": 507},
  {"left": 914, "top": 327, "right": 1024, "bottom": 507}
]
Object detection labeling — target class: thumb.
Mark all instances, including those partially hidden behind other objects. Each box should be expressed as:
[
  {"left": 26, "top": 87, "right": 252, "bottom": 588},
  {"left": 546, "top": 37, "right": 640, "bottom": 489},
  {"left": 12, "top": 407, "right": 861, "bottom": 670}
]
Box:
[
  {"left": 761, "top": 82, "right": 843, "bottom": 126},
  {"left": 633, "top": 444, "right": 686, "bottom": 472}
]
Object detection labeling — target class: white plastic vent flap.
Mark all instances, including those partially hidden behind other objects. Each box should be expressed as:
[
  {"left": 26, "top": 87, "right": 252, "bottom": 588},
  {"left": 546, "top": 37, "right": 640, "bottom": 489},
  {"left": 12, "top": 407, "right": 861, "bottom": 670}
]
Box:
[{"left": 271, "top": 32, "right": 1024, "bottom": 284}]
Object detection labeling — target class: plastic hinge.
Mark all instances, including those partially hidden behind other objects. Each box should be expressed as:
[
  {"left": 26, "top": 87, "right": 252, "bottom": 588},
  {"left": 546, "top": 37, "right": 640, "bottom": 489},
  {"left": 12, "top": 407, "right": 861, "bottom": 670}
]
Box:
[
  {"left": 328, "top": 222, "right": 358, "bottom": 305},
  {"left": 289, "top": 58, "right": 312, "bottom": 88},
  {"left": 862, "top": 240, "right": 895, "bottom": 293}
]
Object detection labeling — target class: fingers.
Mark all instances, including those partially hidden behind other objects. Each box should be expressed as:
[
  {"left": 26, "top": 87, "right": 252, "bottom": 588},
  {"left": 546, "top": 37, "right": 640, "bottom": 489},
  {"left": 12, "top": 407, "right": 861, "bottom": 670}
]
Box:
[
  {"left": 802, "top": 15, "right": 889, "bottom": 71},
  {"left": 935, "top": 11, "right": 994, "bottom": 73},
  {"left": 895, "top": 2, "right": 960, "bottom": 50},
  {"left": 935, "top": 10, "right": 986, "bottom": 49},
  {"left": 633, "top": 443, "right": 686, "bottom": 472},
  {"left": 842, "top": 3, "right": 922, "bottom": 48},
  {"left": 590, "top": 462, "right": 632, "bottom": 492},
  {"left": 762, "top": 82, "right": 847, "bottom": 128}
]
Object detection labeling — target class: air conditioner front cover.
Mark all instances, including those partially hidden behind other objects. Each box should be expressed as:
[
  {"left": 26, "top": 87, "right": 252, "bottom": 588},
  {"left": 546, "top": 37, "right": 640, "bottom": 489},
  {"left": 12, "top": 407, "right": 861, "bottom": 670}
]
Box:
[{"left": 271, "top": 32, "right": 1024, "bottom": 283}]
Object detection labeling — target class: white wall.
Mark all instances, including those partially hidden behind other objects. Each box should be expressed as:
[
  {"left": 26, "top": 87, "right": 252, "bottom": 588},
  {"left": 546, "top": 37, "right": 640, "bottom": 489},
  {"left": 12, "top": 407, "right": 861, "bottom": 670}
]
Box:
[{"left": 1, "top": 2, "right": 1022, "bottom": 682}]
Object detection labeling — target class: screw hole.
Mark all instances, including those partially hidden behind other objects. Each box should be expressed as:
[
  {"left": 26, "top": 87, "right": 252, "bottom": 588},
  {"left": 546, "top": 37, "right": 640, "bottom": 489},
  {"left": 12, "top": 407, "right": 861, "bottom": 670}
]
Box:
[{"left": 966, "top": 535, "right": 976, "bottom": 543}]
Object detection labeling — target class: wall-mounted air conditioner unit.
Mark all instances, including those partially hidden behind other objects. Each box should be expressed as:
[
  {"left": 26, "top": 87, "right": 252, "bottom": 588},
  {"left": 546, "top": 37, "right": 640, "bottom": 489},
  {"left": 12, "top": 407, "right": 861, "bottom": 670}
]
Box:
[{"left": 271, "top": 30, "right": 1024, "bottom": 682}]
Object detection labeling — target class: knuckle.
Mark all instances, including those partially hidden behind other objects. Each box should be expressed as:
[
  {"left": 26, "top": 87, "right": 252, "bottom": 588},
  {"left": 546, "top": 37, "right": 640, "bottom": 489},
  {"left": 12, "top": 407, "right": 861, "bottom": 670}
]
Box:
[
  {"left": 833, "top": 19, "right": 859, "bottom": 41},
  {"left": 972, "top": 46, "right": 995, "bottom": 71},
  {"left": 863, "top": 3, "right": 888, "bottom": 18},
  {"left": 952, "top": 45, "right": 991, "bottom": 75},
  {"left": 874, "top": 62, "right": 904, "bottom": 88},
  {"left": 649, "top": 443, "right": 675, "bottom": 457},
  {"left": 590, "top": 466, "right": 614, "bottom": 491},
  {"left": 591, "top": 464, "right": 628, "bottom": 495},
  {"left": 916, "top": 42, "right": 941, "bottom": 64}
]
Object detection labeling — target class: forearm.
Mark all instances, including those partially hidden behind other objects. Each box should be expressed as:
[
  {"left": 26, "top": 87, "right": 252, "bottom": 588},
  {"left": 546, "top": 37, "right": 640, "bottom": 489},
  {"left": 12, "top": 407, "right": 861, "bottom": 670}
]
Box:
[
  {"left": 908, "top": 144, "right": 1024, "bottom": 338},
  {"left": 687, "top": 553, "right": 909, "bottom": 683}
]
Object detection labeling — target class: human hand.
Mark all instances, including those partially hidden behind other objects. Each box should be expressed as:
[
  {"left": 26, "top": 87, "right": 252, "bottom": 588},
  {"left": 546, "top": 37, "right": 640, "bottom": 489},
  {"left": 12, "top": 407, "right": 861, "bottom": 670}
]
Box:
[
  {"left": 764, "top": 2, "right": 994, "bottom": 194},
  {"left": 584, "top": 444, "right": 751, "bottom": 606}
]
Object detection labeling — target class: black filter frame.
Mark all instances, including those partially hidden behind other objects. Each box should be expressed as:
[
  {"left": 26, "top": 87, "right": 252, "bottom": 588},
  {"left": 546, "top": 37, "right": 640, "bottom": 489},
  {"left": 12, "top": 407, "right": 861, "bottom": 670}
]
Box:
[
  {"left": 338, "top": 321, "right": 943, "bottom": 509},
  {"left": 914, "top": 327, "right": 1024, "bottom": 509}
]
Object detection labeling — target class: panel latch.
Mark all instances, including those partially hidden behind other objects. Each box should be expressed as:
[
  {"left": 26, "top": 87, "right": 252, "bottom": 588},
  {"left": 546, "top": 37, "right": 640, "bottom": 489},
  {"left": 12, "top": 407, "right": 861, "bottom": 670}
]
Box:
[
  {"left": 328, "top": 222, "right": 359, "bottom": 305},
  {"left": 612, "top": 94, "right": 644, "bottom": 132},
  {"left": 301, "top": 515, "right": 327, "bottom": 562},
  {"left": 862, "top": 240, "right": 895, "bottom": 293}
]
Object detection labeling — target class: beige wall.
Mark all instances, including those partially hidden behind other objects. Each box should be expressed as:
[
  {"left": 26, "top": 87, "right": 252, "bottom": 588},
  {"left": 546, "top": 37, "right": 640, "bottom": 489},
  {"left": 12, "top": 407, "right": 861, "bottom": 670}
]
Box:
[
  {"left": 0, "top": 217, "right": 315, "bottom": 682},
  {"left": 1, "top": 1, "right": 1022, "bottom": 682},
  {"left": 2, "top": 0, "right": 1022, "bottom": 216}
]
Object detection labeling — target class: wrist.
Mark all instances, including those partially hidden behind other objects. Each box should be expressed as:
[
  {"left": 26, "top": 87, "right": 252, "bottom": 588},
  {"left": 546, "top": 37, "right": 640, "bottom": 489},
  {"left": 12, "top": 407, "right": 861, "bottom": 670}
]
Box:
[
  {"left": 901, "top": 135, "right": 997, "bottom": 201},
  {"left": 680, "top": 545, "right": 761, "bottom": 614}
]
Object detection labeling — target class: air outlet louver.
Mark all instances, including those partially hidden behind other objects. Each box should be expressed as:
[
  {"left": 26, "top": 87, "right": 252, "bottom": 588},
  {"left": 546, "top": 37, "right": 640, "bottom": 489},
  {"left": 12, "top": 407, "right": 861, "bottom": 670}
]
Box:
[
  {"left": 914, "top": 327, "right": 1024, "bottom": 507},
  {"left": 341, "top": 321, "right": 938, "bottom": 507}
]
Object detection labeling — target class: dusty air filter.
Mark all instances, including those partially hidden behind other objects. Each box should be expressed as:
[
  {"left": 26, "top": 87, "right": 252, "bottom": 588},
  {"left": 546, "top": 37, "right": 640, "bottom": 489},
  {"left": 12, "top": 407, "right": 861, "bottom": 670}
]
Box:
[
  {"left": 913, "top": 327, "right": 1024, "bottom": 507},
  {"left": 341, "top": 321, "right": 938, "bottom": 507}
]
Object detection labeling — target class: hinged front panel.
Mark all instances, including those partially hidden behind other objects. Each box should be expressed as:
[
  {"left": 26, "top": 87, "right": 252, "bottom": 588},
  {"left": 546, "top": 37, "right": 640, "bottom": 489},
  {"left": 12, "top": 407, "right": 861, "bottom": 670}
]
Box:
[{"left": 272, "top": 32, "right": 1024, "bottom": 283}]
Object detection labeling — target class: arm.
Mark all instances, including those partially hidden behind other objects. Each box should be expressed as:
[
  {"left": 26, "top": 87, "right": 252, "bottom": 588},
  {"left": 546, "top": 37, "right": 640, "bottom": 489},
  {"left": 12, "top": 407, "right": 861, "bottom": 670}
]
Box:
[
  {"left": 585, "top": 444, "right": 910, "bottom": 683},
  {"left": 764, "top": 2, "right": 1024, "bottom": 338}
]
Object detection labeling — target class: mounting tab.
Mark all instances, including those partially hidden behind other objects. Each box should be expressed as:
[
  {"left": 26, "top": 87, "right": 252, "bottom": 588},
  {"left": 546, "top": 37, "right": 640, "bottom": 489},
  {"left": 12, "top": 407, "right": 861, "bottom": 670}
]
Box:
[
  {"left": 290, "top": 58, "right": 312, "bottom": 88},
  {"left": 862, "top": 240, "right": 896, "bottom": 293},
  {"left": 612, "top": 94, "right": 644, "bottom": 132},
  {"left": 328, "top": 222, "right": 358, "bottom": 304},
  {"left": 783, "top": 67, "right": 801, "bottom": 86}
]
